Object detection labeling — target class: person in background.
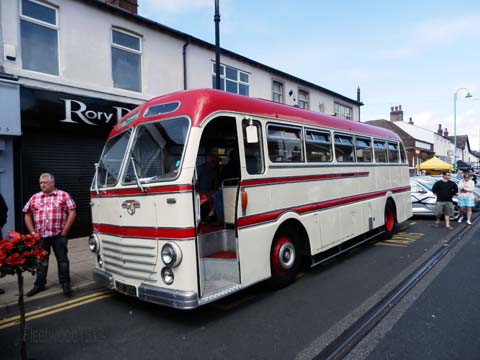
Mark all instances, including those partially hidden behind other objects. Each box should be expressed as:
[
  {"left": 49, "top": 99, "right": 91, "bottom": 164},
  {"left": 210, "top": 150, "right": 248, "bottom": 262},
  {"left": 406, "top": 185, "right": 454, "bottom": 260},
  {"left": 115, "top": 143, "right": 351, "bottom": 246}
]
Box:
[
  {"left": 432, "top": 171, "right": 458, "bottom": 229},
  {"left": 458, "top": 172, "right": 475, "bottom": 225},
  {"left": 456, "top": 169, "right": 463, "bottom": 180},
  {"left": 469, "top": 168, "right": 477, "bottom": 185},
  {"left": 0, "top": 193, "right": 7, "bottom": 295},
  {"left": 23, "top": 173, "right": 76, "bottom": 297}
]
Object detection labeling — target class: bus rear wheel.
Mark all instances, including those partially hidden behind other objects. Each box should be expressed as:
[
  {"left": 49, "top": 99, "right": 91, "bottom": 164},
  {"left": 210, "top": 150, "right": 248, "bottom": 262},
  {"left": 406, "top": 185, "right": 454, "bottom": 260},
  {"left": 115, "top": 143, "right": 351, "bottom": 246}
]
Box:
[
  {"left": 269, "top": 229, "right": 301, "bottom": 289},
  {"left": 384, "top": 201, "right": 397, "bottom": 239}
]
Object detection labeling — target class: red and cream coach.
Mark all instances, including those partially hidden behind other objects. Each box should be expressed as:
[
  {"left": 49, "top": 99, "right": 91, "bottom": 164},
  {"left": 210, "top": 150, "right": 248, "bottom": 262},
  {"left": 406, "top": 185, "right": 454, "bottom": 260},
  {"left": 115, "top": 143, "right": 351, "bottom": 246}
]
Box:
[{"left": 89, "top": 89, "right": 412, "bottom": 309}]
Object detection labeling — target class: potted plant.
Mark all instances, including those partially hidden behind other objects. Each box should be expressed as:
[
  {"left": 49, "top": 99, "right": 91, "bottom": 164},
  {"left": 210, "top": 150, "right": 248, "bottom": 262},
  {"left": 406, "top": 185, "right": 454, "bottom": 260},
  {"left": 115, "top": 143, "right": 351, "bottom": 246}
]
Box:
[{"left": 0, "top": 231, "right": 47, "bottom": 360}]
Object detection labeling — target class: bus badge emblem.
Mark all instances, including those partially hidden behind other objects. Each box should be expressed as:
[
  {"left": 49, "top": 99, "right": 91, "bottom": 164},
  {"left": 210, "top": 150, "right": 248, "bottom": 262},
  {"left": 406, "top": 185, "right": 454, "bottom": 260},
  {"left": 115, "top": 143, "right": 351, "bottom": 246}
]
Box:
[{"left": 122, "top": 200, "right": 140, "bottom": 215}]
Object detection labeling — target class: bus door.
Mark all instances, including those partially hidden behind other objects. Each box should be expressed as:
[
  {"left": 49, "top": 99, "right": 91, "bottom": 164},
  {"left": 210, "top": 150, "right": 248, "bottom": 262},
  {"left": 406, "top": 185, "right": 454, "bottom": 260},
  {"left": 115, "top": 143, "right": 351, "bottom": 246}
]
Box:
[{"left": 194, "top": 115, "right": 242, "bottom": 301}]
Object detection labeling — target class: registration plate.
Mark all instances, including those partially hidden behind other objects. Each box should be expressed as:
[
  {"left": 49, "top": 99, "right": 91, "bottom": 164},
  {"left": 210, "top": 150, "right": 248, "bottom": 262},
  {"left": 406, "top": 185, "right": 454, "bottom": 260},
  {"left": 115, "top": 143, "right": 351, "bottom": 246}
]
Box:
[{"left": 115, "top": 281, "right": 137, "bottom": 297}]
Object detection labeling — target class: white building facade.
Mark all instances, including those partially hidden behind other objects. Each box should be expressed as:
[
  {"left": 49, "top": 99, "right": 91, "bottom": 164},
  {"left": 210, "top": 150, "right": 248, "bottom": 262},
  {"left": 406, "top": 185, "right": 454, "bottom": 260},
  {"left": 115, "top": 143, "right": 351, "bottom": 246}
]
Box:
[{"left": 0, "top": 0, "right": 361, "bottom": 235}]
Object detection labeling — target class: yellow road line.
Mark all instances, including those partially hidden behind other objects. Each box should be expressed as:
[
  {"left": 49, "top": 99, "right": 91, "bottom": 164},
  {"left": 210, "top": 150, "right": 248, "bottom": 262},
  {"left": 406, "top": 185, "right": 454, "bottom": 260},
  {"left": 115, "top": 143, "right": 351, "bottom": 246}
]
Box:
[
  {"left": 375, "top": 242, "right": 405, "bottom": 247},
  {"left": 0, "top": 291, "right": 113, "bottom": 330},
  {"left": 384, "top": 239, "right": 414, "bottom": 245}
]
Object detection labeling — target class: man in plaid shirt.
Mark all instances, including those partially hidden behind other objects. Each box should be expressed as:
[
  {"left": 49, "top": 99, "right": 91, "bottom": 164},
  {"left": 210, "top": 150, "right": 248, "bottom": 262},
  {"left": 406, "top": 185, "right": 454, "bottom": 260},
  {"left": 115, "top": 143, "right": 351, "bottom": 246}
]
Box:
[{"left": 24, "top": 173, "right": 76, "bottom": 297}]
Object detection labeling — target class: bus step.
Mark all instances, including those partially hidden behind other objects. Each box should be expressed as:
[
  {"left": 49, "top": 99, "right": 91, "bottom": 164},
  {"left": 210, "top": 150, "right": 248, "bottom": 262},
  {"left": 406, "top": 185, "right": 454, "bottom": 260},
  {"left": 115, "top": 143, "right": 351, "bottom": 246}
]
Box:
[{"left": 201, "top": 280, "right": 242, "bottom": 303}]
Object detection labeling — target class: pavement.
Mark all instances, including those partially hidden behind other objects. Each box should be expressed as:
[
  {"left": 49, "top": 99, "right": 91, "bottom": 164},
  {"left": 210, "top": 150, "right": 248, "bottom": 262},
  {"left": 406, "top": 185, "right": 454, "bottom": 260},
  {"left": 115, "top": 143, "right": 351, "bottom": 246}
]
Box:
[{"left": 0, "top": 237, "right": 96, "bottom": 313}]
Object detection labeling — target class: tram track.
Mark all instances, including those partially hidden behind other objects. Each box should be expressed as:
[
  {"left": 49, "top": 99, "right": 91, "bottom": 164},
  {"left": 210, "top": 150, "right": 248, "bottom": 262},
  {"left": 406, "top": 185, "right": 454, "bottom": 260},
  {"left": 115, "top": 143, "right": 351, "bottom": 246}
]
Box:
[{"left": 313, "top": 219, "right": 477, "bottom": 360}]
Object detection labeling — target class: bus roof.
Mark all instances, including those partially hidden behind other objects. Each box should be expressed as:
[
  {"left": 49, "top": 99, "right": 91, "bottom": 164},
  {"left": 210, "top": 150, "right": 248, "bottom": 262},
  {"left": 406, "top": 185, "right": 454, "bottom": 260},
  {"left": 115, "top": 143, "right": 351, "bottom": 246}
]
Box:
[{"left": 109, "top": 89, "right": 400, "bottom": 141}]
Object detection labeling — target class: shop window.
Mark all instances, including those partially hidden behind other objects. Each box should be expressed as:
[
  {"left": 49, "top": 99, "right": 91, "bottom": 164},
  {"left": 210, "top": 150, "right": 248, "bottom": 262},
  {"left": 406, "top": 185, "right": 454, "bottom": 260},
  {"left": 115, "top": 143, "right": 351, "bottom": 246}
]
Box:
[
  {"left": 112, "top": 29, "right": 142, "bottom": 92},
  {"left": 20, "top": 0, "right": 59, "bottom": 75},
  {"left": 212, "top": 63, "right": 250, "bottom": 96}
]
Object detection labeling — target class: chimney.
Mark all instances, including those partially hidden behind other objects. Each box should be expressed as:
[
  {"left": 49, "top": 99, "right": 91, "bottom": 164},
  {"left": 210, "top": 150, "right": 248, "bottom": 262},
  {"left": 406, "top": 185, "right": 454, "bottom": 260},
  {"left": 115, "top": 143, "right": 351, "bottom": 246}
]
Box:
[
  {"left": 357, "top": 86, "right": 361, "bottom": 102},
  {"left": 444, "top": 128, "right": 449, "bottom": 137},
  {"left": 104, "top": 0, "right": 138, "bottom": 14},
  {"left": 390, "top": 105, "right": 404, "bottom": 122},
  {"left": 437, "top": 124, "right": 443, "bottom": 135},
  {"left": 408, "top": 117, "right": 414, "bottom": 125}
]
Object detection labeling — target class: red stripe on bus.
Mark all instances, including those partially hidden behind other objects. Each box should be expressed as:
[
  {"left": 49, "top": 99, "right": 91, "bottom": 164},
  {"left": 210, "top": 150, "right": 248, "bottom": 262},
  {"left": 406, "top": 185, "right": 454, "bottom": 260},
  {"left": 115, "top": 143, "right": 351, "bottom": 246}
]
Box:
[
  {"left": 241, "top": 172, "right": 369, "bottom": 187},
  {"left": 91, "top": 184, "right": 193, "bottom": 198},
  {"left": 93, "top": 223, "right": 195, "bottom": 239},
  {"left": 237, "top": 186, "right": 410, "bottom": 228}
]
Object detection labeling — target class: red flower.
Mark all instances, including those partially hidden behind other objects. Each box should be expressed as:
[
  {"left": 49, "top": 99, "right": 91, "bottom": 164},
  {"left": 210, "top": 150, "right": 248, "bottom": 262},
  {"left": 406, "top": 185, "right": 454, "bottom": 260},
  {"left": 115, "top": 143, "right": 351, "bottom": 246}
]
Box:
[
  {"left": 22, "top": 251, "right": 31, "bottom": 258},
  {"left": 7, "top": 231, "right": 21, "bottom": 244},
  {"left": 5, "top": 253, "right": 26, "bottom": 266},
  {"left": 33, "top": 247, "right": 47, "bottom": 261},
  {"left": 2, "top": 241, "right": 14, "bottom": 251},
  {"left": 0, "top": 251, "right": 6, "bottom": 261},
  {"left": 23, "top": 235, "right": 36, "bottom": 247}
]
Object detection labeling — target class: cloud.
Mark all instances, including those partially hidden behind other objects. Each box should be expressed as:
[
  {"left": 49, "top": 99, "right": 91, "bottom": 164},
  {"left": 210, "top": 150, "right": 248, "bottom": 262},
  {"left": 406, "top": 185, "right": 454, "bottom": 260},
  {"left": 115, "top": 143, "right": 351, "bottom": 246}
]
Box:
[
  {"left": 140, "top": 0, "right": 212, "bottom": 13},
  {"left": 375, "top": 14, "right": 480, "bottom": 61},
  {"left": 413, "top": 15, "right": 480, "bottom": 46}
]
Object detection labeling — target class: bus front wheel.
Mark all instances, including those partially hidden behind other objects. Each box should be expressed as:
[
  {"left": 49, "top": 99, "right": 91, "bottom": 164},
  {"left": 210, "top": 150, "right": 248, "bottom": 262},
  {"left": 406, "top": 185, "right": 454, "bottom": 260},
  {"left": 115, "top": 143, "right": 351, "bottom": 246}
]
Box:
[{"left": 269, "top": 229, "right": 301, "bottom": 289}]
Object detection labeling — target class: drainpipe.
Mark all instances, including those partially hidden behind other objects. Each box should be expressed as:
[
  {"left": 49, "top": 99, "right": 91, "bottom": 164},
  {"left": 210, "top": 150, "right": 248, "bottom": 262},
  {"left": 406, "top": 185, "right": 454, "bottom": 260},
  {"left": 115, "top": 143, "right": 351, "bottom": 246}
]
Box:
[
  {"left": 214, "top": 0, "right": 221, "bottom": 90},
  {"left": 182, "top": 36, "right": 190, "bottom": 90},
  {"left": 357, "top": 86, "right": 361, "bottom": 121}
]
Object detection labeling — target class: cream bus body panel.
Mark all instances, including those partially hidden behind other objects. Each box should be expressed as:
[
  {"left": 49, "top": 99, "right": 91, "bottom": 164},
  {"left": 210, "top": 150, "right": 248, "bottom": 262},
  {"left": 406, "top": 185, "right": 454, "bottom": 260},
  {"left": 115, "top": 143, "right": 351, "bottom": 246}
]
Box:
[{"left": 236, "top": 164, "right": 411, "bottom": 286}]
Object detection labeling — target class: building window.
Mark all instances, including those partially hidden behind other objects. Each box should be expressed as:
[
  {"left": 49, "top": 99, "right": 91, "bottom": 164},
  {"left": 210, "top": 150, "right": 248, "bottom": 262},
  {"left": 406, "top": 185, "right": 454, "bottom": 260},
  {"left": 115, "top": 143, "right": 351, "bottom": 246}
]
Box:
[
  {"left": 112, "top": 29, "right": 142, "bottom": 92},
  {"left": 334, "top": 102, "right": 353, "bottom": 120},
  {"left": 298, "top": 90, "right": 309, "bottom": 109},
  {"left": 20, "top": 0, "right": 59, "bottom": 75},
  {"left": 272, "top": 81, "right": 284, "bottom": 103},
  {"left": 212, "top": 63, "right": 250, "bottom": 96}
]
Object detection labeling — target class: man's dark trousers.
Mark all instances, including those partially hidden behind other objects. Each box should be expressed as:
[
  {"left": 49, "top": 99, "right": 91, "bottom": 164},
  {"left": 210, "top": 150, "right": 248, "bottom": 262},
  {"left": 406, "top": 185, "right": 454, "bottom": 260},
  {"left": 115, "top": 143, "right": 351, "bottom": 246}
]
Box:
[{"left": 35, "top": 235, "right": 70, "bottom": 287}]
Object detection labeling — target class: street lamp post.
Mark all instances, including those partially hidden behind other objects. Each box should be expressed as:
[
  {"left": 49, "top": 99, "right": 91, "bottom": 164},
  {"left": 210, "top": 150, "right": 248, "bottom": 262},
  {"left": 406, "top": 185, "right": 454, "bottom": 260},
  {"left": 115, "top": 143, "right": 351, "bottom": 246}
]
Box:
[{"left": 453, "top": 88, "right": 472, "bottom": 172}]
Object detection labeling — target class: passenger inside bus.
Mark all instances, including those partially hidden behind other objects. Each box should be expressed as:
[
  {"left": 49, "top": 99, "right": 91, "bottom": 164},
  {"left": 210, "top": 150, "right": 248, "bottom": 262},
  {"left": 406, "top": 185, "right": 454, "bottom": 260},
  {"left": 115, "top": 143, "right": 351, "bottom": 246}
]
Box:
[
  {"left": 197, "top": 154, "right": 218, "bottom": 220},
  {"left": 214, "top": 149, "right": 240, "bottom": 223}
]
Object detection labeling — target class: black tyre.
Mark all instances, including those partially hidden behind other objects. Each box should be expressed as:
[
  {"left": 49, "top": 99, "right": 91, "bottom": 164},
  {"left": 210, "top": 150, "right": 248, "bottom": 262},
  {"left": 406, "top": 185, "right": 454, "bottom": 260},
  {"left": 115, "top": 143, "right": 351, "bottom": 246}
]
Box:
[
  {"left": 269, "top": 228, "right": 301, "bottom": 289},
  {"left": 384, "top": 201, "right": 397, "bottom": 239}
]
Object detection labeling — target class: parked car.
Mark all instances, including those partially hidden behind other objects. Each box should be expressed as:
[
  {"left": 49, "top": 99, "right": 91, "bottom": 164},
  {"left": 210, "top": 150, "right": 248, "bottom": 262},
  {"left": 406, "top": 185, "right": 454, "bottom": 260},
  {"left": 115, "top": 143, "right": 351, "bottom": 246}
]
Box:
[{"left": 410, "top": 176, "right": 459, "bottom": 219}]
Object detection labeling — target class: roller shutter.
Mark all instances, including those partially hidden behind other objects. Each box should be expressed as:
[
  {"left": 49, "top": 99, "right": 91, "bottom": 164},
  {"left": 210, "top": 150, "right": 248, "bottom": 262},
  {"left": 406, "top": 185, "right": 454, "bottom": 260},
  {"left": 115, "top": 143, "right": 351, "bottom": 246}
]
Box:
[{"left": 21, "top": 132, "right": 106, "bottom": 237}]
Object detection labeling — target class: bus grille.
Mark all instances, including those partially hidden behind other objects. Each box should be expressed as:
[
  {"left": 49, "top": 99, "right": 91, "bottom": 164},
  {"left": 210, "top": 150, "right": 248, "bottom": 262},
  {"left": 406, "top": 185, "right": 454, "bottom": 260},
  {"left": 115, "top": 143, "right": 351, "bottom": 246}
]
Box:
[{"left": 102, "top": 239, "right": 158, "bottom": 283}]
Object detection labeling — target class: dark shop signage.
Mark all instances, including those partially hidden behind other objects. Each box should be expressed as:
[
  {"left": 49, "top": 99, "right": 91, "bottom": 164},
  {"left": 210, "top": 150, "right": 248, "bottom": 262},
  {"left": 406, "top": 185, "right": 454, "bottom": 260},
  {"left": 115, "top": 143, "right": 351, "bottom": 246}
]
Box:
[{"left": 20, "top": 87, "right": 138, "bottom": 132}]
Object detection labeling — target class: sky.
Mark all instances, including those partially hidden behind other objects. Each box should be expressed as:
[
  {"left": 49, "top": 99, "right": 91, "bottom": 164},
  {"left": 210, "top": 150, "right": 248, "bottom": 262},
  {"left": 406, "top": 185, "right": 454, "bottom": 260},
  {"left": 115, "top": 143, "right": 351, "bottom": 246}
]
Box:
[{"left": 138, "top": 0, "right": 480, "bottom": 151}]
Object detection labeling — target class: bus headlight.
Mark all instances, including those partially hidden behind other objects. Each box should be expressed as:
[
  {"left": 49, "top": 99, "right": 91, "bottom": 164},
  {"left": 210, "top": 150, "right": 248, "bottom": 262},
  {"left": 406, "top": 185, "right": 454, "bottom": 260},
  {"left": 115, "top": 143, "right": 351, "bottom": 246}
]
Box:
[
  {"left": 161, "top": 242, "right": 182, "bottom": 267},
  {"left": 161, "top": 267, "right": 174, "bottom": 285},
  {"left": 89, "top": 234, "right": 100, "bottom": 253}
]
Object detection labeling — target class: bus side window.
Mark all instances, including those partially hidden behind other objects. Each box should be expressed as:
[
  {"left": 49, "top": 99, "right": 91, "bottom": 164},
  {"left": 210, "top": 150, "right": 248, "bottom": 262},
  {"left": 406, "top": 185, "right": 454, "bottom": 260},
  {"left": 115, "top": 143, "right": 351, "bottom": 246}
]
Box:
[{"left": 242, "top": 119, "right": 265, "bottom": 174}]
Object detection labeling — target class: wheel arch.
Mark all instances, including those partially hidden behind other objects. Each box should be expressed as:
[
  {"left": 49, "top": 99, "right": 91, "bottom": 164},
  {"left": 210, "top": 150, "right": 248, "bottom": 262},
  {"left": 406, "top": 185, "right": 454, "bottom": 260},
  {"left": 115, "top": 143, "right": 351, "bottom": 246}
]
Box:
[{"left": 273, "top": 215, "right": 311, "bottom": 257}]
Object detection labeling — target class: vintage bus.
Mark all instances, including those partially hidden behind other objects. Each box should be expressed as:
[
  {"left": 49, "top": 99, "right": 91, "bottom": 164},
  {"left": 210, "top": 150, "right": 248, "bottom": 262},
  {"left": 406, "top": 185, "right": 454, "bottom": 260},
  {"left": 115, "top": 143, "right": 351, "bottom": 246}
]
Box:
[{"left": 89, "top": 89, "right": 411, "bottom": 309}]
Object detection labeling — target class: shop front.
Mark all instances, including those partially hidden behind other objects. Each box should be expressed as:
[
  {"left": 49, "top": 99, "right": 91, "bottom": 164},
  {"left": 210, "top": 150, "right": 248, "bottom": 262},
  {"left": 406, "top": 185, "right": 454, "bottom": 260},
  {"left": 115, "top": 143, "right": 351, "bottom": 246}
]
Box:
[{"left": 17, "top": 87, "right": 137, "bottom": 236}]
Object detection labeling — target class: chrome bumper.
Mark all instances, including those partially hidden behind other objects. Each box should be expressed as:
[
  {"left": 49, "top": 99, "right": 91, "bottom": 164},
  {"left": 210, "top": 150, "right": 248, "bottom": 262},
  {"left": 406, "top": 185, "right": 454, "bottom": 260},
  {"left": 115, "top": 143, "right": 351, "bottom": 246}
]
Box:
[
  {"left": 92, "top": 268, "right": 114, "bottom": 289},
  {"left": 92, "top": 268, "right": 199, "bottom": 309},
  {"left": 138, "top": 284, "right": 199, "bottom": 310}
]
